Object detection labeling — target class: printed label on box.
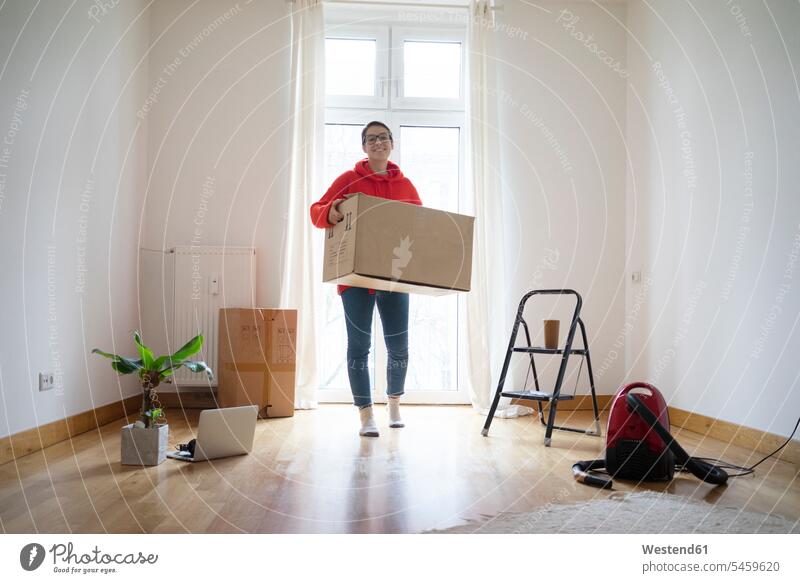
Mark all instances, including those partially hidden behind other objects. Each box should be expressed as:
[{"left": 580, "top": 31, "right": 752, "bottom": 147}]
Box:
[{"left": 273, "top": 325, "right": 296, "bottom": 364}]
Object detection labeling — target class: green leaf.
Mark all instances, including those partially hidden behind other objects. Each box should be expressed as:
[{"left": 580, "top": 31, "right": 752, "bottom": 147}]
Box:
[
  {"left": 111, "top": 360, "right": 139, "bottom": 375},
  {"left": 152, "top": 335, "right": 205, "bottom": 376},
  {"left": 133, "top": 331, "right": 155, "bottom": 369},
  {"left": 183, "top": 360, "right": 213, "bottom": 378},
  {"left": 92, "top": 348, "right": 122, "bottom": 360},
  {"left": 168, "top": 334, "right": 204, "bottom": 364},
  {"left": 93, "top": 348, "right": 143, "bottom": 375},
  {"left": 120, "top": 357, "right": 144, "bottom": 371},
  {"left": 158, "top": 360, "right": 213, "bottom": 381},
  {"left": 152, "top": 355, "right": 169, "bottom": 370}
]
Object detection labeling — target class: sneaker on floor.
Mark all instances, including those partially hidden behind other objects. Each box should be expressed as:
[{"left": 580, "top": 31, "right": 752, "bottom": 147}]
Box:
[
  {"left": 387, "top": 397, "right": 404, "bottom": 428},
  {"left": 359, "top": 405, "right": 379, "bottom": 437}
]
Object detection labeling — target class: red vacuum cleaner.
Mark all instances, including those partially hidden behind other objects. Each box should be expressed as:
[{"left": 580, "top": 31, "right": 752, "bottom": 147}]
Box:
[{"left": 572, "top": 382, "right": 729, "bottom": 489}]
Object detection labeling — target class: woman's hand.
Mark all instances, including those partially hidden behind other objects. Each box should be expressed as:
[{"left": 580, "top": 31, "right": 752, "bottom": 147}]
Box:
[{"left": 328, "top": 193, "right": 357, "bottom": 224}]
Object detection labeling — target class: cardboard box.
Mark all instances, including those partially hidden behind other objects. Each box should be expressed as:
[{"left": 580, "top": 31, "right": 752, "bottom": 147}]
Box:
[
  {"left": 218, "top": 308, "right": 297, "bottom": 418},
  {"left": 323, "top": 193, "right": 474, "bottom": 295}
]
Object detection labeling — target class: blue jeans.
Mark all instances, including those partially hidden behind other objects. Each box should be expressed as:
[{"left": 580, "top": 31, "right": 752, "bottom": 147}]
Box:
[{"left": 341, "top": 287, "right": 409, "bottom": 408}]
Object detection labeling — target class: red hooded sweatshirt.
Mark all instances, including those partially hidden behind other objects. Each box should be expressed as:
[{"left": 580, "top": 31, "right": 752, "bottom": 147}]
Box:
[{"left": 310, "top": 159, "right": 423, "bottom": 295}]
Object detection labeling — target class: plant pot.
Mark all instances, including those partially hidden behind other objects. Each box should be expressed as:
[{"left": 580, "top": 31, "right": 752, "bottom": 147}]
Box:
[{"left": 120, "top": 423, "right": 169, "bottom": 466}]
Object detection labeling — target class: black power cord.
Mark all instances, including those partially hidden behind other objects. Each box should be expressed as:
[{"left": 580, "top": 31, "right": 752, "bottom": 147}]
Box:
[
  {"left": 682, "top": 415, "right": 800, "bottom": 478},
  {"left": 627, "top": 393, "right": 800, "bottom": 482}
]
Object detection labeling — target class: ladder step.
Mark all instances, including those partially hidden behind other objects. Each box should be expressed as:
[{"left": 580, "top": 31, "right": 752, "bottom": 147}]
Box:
[
  {"left": 512, "top": 347, "right": 588, "bottom": 355},
  {"left": 500, "top": 390, "right": 575, "bottom": 402}
]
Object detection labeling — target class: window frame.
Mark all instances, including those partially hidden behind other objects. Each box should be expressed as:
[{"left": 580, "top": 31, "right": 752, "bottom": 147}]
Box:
[
  {"left": 390, "top": 26, "right": 467, "bottom": 111},
  {"left": 324, "top": 25, "right": 389, "bottom": 109},
  {"left": 319, "top": 17, "right": 470, "bottom": 405}
]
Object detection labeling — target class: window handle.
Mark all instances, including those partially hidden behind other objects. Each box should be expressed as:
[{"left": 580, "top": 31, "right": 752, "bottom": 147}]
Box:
[
  {"left": 380, "top": 77, "right": 387, "bottom": 97},
  {"left": 394, "top": 78, "right": 401, "bottom": 98}
]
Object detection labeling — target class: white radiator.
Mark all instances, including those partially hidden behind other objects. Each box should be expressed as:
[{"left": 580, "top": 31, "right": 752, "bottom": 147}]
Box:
[{"left": 139, "top": 246, "right": 256, "bottom": 388}]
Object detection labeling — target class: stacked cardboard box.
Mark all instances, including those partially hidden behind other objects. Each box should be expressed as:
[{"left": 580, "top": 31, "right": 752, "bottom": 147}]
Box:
[{"left": 218, "top": 308, "right": 296, "bottom": 418}]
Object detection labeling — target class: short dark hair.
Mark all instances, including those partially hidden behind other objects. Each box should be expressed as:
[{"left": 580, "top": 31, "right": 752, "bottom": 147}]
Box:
[{"left": 361, "top": 121, "right": 393, "bottom": 145}]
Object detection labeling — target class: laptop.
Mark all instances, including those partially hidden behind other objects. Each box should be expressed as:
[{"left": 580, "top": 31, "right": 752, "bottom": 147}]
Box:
[{"left": 167, "top": 405, "right": 258, "bottom": 462}]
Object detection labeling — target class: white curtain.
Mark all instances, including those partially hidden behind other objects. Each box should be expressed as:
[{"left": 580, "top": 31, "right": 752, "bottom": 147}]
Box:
[
  {"left": 465, "top": 0, "right": 531, "bottom": 418},
  {"left": 281, "top": 0, "right": 325, "bottom": 409}
]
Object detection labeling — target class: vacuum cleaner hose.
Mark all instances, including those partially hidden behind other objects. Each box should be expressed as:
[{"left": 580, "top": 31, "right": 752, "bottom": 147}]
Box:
[
  {"left": 571, "top": 459, "right": 613, "bottom": 489},
  {"left": 626, "top": 393, "right": 728, "bottom": 486}
]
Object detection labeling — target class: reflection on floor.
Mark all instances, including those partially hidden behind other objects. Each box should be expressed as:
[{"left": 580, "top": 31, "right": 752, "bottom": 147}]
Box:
[{"left": 1, "top": 405, "right": 797, "bottom": 533}]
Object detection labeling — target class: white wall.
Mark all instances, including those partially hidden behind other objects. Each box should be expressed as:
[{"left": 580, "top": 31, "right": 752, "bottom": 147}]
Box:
[
  {"left": 0, "top": 0, "right": 150, "bottom": 438},
  {"left": 3, "top": 0, "right": 796, "bottom": 442},
  {"left": 626, "top": 0, "right": 800, "bottom": 437},
  {"left": 140, "top": 0, "right": 292, "bottom": 308},
  {"left": 496, "top": 1, "right": 629, "bottom": 393}
]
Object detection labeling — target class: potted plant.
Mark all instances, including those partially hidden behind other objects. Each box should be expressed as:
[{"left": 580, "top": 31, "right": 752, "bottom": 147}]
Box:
[{"left": 93, "top": 332, "right": 213, "bottom": 466}]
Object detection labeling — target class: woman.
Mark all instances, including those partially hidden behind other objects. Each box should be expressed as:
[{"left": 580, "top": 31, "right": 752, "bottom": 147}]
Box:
[{"left": 310, "top": 121, "right": 422, "bottom": 437}]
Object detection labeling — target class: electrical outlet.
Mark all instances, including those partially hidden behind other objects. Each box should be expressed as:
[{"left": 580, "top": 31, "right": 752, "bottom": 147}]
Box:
[{"left": 39, "top": 371, "right": 55, "bottom": 391}]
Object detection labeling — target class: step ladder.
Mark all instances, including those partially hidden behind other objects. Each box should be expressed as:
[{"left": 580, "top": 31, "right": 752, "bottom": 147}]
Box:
[{"left": 481, "top": 289, "right": 602, "bottom": 446}]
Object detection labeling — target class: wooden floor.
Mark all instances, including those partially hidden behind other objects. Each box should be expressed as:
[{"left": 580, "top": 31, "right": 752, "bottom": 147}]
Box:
[{"left": 1, "top": 405, "right": 798, "bottom": 533}]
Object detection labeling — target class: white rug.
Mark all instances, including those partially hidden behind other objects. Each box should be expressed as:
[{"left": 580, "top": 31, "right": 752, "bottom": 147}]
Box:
[{"left": 428, "top": 491, "right": 799, "bottom": 534}]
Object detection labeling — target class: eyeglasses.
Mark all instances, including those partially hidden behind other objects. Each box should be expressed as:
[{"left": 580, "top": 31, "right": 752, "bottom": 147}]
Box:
[{"left": 364, "top": 133, "right": 392, "bottom": 145}]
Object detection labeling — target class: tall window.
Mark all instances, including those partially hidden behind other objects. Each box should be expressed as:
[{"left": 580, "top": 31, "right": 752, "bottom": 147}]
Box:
[{"left": 318, "top": 17, "right": 469, "bottom": 404}]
